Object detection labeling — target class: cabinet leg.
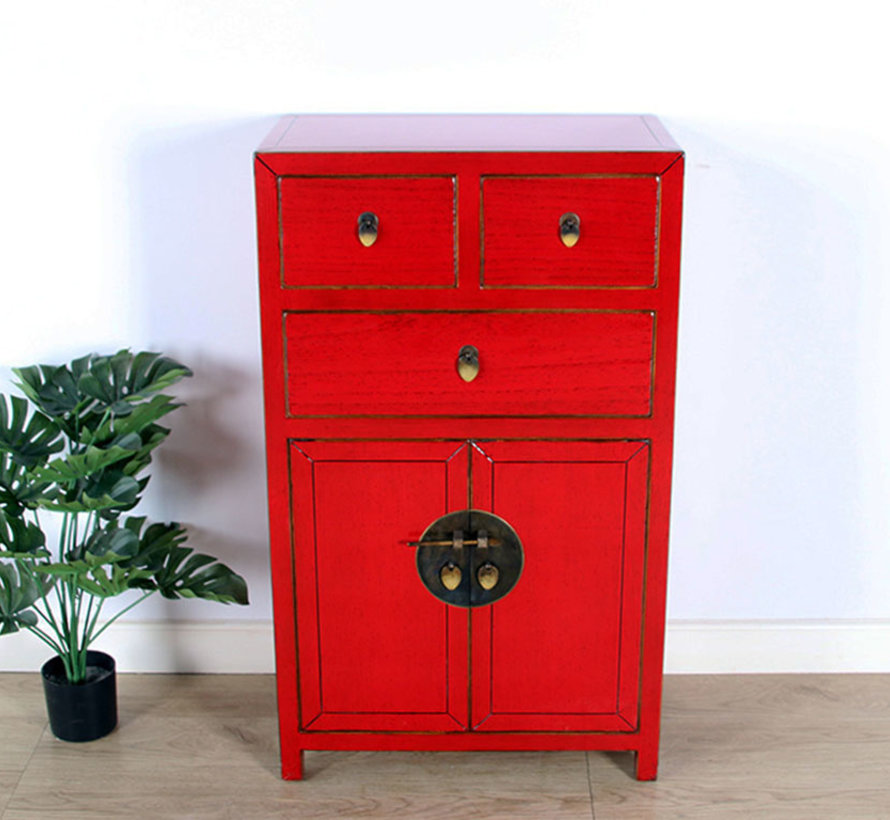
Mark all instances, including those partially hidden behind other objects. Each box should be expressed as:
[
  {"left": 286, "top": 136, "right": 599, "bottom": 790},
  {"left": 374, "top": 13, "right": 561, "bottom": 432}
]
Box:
[
  {"left": 635, "top": 746, "right": 658, "bottom": 781},
  {"left": 281, "top": 748, "right": 304, "bottom": 780}
]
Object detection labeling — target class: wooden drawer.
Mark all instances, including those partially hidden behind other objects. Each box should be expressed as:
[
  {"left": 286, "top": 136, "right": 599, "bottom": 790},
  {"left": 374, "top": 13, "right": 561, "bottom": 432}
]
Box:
[
  {"left": 284, "top": 310, "right": 654, "bottom": 417},
  {"left": 279, "top": 176, "right": 456, "bottom": 288},
  {"left": 482, "top": 176, "right": 659, "bottom": 288}
]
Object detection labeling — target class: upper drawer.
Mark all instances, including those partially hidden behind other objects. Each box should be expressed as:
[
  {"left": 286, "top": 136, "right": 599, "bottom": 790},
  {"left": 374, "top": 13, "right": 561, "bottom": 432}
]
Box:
[
  {"left": 285, "top": 311, "right": 653, "bottom": 417},
  {"left": 482, "top": 176, "right": 659, "bottom": 288},
  {"left": 279, "top": 176, "right": 456, "bottom": 288}
]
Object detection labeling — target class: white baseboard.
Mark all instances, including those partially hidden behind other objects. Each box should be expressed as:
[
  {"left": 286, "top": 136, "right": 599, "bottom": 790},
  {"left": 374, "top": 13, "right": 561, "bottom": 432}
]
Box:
[
  {"left": 2, "top": 619, "right": 889, "bottom": 675},
  {"left": 665, "top": 619, "right": 890, "bottom": 674},
  {"left": 0, "top": 620, "right": 276, "bottom": 674}
]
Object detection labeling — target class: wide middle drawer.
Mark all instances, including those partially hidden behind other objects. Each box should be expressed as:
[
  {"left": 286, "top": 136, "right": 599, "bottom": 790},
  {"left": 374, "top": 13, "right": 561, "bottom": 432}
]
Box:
[{"left": 284, "top": 311, "right": 654, "bottom": 417}]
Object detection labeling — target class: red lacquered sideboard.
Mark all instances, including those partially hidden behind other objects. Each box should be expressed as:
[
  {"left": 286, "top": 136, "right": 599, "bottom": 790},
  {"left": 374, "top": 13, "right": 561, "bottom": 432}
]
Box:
[{"left": 254, "top": 115, "right": 684, "bottom": 781}]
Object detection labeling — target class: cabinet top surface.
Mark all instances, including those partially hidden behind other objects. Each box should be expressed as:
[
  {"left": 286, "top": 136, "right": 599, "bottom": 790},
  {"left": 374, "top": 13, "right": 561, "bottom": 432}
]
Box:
[{"left": 258, "top": 115, "right": 681, "bottom": 153}]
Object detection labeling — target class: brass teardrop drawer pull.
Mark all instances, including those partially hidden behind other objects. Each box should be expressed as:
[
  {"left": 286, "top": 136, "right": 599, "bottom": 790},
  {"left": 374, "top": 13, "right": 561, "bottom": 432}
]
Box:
[
  {"left": 476, "top": 562, "right": 499, "bottom": 591},
  {"left": 457, "top": 345, "right": 480, "bottom": 383},
  {"left": 559, "top": 212, "right": 580, "bottom": 247},
  {"left": 439, "top": 562, "right": 462, "bottom": 591},
  {"left": 357, "top": 211, "right": 378, "bottom": 247}
]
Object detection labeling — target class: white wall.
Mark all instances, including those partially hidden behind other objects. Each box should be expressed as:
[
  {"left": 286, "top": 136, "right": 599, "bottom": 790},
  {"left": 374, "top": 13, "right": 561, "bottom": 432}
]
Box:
[{"left": 2, "top": 1, "right": 889, "bottom": 671}]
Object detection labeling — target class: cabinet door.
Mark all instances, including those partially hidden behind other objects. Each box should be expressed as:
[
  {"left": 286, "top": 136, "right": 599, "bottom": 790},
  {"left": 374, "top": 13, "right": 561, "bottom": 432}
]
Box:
[
  {"left": 289, "top": 441, "right": 470, "bottom": 732},
  {"left": 469, "top": 441, "right": 648, "bottom": 732}
]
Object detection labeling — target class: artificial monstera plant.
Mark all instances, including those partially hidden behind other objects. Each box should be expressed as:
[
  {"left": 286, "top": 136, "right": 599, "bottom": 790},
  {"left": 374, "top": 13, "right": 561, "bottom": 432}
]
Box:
[{"left": 0, "top": 350, "right": 248, "bottom": 683}]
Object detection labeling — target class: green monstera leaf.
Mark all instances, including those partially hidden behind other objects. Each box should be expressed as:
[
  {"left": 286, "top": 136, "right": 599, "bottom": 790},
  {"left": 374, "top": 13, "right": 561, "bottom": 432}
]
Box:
[
  {"left": 83, "top": 394, "right": 180, "bottom": 449},
  {"left": 0, "top": 449, "right": 50, "bottom": 515},
  {"left": 120, "top": 519, "right": 248, "bottom": 605},
  {"left": 75, "top": 350, "right": 192, "bottom": 415},
  {"left": 0, "top": 563, "right": 51, "bottom": 635},
  {"left": 72, "top": 518, "right": 139, "bottom": 560},
  {"left": 0, "top": 396, "right": 63, "bottom": 469},
  {"left": 0, "top": 509, "right": 47, "bottom": 558},
  {"left": 38, "top": 518, "right": 152, "bottom": 597},
  {"left": 14, "top": 351, "right": 191, "bottom": 442},
  {"left": 38, "top": 472, "right": 142, "bottom": 514},
  {"left": 35, "top": 442, "right": 141, "bottom": 485},
  {"left": 36, "top": 553, "right": 153, "bottom": 598},
  {"left": 13, "top": 354, "right": 93, "bottom": 420}
]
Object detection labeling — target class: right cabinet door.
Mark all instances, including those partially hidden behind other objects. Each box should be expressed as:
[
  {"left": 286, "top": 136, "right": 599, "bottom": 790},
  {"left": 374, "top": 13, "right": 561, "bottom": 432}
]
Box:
[{"left": 469, "top": 441, "right": 649, "bottom": 732}]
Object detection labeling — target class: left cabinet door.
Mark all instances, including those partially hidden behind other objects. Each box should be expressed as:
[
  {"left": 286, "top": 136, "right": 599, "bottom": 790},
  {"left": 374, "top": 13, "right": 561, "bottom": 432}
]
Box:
[{"left": 289, "top": 440, "right": 470, "bottom": 732}]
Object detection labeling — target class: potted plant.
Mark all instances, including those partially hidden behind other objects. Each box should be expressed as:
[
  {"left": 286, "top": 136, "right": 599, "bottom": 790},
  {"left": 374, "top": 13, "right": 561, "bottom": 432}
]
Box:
[{"left": 0, "top": 350, "right": 248, "bottom": 741}]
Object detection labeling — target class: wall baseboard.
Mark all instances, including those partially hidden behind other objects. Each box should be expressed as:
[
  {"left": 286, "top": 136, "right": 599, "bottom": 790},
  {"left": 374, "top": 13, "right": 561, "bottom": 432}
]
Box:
[
  {"left": 665, "top": 619, "right": 890, "bottom": 673},
  {"left": 0, "top": 620, "right": 276, "bottom": 674},
  {"left": 2, "top": 619, "right": 889, "bottom": 675}
]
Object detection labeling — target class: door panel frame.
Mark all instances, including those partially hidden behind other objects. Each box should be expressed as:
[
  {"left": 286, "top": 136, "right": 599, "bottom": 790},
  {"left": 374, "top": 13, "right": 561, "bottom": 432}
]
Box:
[
  {"left": 469, "top": 440, "right": 649, "bottom": 732},
  {"left": 289, "top": 440, "right": 470, "bottom": 732}
]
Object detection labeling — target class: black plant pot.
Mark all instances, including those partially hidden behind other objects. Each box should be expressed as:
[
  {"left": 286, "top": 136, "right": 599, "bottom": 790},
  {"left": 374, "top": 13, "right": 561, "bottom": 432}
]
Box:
[{"left": 41, "top": 650, "right": 118, "bottom": 742}]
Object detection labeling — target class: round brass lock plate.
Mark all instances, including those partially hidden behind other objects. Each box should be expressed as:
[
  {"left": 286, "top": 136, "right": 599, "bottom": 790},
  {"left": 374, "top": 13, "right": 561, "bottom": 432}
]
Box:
[{"left": 415, "top": 510, "right": 523, "bottom": 607}]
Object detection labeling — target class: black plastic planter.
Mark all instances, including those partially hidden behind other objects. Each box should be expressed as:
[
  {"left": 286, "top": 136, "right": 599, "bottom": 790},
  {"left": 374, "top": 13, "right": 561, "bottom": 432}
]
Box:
[{"left": 41, "top": 650, "right": 117, "bottom": 742}]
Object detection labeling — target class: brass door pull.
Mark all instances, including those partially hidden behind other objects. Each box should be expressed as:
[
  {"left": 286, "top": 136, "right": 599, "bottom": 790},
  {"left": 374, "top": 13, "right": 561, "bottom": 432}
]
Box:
[
  {"left": 457, "top": 345, "right": 480, "bottom": 383},
  {"left": 439, "top": 562, "right": 462, "bottom": 591},
  {"left": 559, "top": 212, "right": 580, "bottom": 247},
  {"left": 477, "top": 562, "right": 499, "bottom": 591},
  {"left": 357, "top": 212, "right": 379, "bottom": 247}
]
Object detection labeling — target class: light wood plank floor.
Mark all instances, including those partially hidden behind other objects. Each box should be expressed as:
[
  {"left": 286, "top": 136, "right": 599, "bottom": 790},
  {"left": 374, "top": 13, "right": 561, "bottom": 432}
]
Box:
[{"left": 1, "top": 673, "right": 888, "bottom": 818}]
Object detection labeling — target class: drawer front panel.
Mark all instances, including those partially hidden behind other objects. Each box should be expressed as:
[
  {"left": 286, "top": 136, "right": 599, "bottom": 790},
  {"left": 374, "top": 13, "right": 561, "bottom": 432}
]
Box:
[
  {"left": 482, "top": 176, "right": 658, "bottom": 288},
  {"left": 285, "top": 311, "right": 654, "bottom": 417},
  {"left": 279, "top": 176, "right": 456, "bottom": 288}
]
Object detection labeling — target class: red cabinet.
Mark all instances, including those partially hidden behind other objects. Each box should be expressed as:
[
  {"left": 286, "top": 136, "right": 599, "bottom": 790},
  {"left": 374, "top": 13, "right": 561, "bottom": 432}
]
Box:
[{"left": 255, "top": 115, "right": 684, "bottom": 781}]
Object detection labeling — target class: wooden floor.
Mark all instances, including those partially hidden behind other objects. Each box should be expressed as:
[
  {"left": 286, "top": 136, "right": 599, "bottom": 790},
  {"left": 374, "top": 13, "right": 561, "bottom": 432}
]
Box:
[{"left": 1, "top": 673, "right": 888, "bottom": 819}]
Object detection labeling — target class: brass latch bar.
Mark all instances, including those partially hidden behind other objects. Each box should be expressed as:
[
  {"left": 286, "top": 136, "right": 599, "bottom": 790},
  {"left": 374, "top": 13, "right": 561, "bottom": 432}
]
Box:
[{"left": 406, "top": 537, "right": 503, "bottom": 548}]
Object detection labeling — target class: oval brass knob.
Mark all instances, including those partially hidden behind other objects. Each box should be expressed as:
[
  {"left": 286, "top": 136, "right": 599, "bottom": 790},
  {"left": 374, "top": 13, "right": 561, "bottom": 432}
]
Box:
[
  {"left": 457, "top": 345, "right": 480, "bottom": 383},
  {"left": 559, "top": 212, "right": 580, "bottom": 248},
  {"left": 477, "top": 562, "right": 499, "bottom": 591},
  {"left": 440, "top": 562, "right": 462, "bottom": 591},
  {"left": 357, "top": 212, "right": 378, "bottom": 247}
]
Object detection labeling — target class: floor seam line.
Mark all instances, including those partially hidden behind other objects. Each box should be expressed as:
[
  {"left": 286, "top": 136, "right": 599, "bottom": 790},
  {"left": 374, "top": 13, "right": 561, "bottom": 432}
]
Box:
[{"left": 3, "top": 719, "right": 49, "bottom": 819}]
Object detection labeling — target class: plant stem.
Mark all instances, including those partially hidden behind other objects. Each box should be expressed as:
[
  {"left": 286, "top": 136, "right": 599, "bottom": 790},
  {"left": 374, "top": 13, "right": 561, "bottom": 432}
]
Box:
[
  {"left": 82, "top": 407, "right": 110, "bottom": 450},
  {"left": 83, "top": 510, "right": 95, "bottom": 547},
  {"left": 24, "top": 623, "right": 67, "bottom": 658},
  {"left": 12, "top": 558, "right": 66, "bottom": 650},
  {"left": 58, "top": 512, "right": 69, "bottom": 563},
  {"left": 71, "top": 512, "right": 79, "bottom": 553},
  {"left": 80, "top": 595, "right": 94, "bottom": 652},
  {"left": 77, "top": 594, "right": 94, "bottom": 675},
  {"left": 54, "top": 515, "right": 70, "bottom": 656},
  {"left": 29, "top": 595, "right": 67, "bottom": 651},
  {"left": 65, "top": 579, "right": 81, "bottom": 680},
  {"left": 54, "top": 577, "right": 68, "bottom": 639},
  {"left": 88, "top": 591, "right": 153, "bottom": 643},
  {"left": 83, "top": 597, "right": 104, "bottom": 648},
  {"left": 71, "top": 397, "right": 96, "bottom": 451}
]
